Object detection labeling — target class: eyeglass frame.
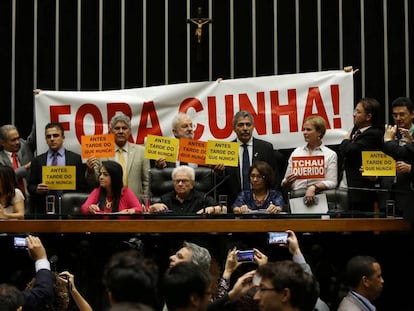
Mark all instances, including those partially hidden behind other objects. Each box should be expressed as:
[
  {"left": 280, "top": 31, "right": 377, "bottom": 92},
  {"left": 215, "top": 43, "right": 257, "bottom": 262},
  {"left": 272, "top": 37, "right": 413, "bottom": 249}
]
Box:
[
  {"left": 173, "top": 179, "right": 192, "bottom": 184},
  {"left": 249, "top": 174, "right": 265, "bottom": 180}
]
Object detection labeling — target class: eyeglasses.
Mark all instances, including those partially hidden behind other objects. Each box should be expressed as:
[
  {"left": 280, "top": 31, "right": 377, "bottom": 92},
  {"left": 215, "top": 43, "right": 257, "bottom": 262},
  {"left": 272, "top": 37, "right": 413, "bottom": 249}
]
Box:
[
  {"left": 46, "top": 134, "right": 61, "bottom": 139},
  {"left": 173, "top": 179, "right": 191, "bottom": 184},
  {"left": 249, "top": 174, "right": 265, "bottom": 180}
]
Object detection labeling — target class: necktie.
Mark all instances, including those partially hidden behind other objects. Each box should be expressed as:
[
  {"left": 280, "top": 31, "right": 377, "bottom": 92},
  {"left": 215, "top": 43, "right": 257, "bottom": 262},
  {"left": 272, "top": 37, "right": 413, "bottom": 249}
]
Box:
[
  {"left": 52, "top": 151, "right": 58, "bottom": 166},
  {"left": 242, "top": 144, "right": 250, "bottom": 190},
  {"left": 352, "top": 129, "right": 361, "bottom": 141},
  {"left": 11, "top": 152, "right": 25, "bottom": 192},
  {"left": 51, "top": 152, "right": 63, "bottom": 206},
  {"left": 118, "top": 148, "right": 127, "bottom": 186}
]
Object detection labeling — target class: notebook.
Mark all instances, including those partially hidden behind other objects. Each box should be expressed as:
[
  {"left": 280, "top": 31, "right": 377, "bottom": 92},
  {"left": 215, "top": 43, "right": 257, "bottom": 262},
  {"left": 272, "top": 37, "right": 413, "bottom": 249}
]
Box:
[{"left": 289, "top": 193, "right": 329, "bottom": 214}]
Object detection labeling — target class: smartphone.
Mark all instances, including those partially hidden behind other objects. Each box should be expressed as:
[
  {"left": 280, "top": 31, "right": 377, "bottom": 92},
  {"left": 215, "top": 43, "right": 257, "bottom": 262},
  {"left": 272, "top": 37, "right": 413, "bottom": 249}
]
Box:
[
  {"left": 13, "top": 237, "right": 28, "bottom": 249},
  {"left": 237, "top": 250, "right": 255, "bottom": 262},
  {"left": 268, "top": 232, "right": 288, "bottom": 244}
]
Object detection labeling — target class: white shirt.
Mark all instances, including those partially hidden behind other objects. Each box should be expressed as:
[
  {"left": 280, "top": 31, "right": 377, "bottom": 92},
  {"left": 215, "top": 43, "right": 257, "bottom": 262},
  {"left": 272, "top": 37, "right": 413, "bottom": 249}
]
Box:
[{"left": 282, "top": 144, "right": 338, "bottom": 190}]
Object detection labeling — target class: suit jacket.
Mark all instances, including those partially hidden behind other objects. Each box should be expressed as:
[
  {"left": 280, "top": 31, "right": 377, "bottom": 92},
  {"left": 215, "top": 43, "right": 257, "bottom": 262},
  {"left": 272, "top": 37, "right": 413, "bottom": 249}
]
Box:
[
  {"left": 0, "top": 138, "right": 35, "bottom": 192},
  {"left": 27, "top": 149, "right": 88, "bottom": 214},
  {"left": 22, "top": 269, "right": 55, "bottom": 310},
  {"left": 220, "top": 137, "right": 277, "bottom": 207},
  {"left": 383, "top": 141, "right": 414, "bottom": 221},
  {"left": 339, "top": 126, "right": 383, "bottom": 211},
  {"left": 91, "top": 142, "right": 150, "bottom": 198},
  {"left": 337, "top": 292, "right": 372, "bottom": 311}
]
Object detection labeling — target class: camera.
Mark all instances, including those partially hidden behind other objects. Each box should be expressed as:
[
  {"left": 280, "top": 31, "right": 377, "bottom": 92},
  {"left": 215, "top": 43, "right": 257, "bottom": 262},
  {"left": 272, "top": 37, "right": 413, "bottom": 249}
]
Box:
[
  {"left": 13, "top": 237, "right": 28, "bottom": 249},
  {"left": 268, "top": 232, "right": 288, "bottom": 244},
  {"left": 237, "top": 250, "right": 255, "bottom": 262}
]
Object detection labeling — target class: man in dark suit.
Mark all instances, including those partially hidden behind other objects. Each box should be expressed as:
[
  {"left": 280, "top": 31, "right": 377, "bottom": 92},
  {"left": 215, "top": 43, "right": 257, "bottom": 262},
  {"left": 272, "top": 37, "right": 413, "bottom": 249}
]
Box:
[
  {"left": 382, "top": 97, "right": 414, "bottom": 218},
  {"left": 220, "top": 110, "right": 279, "bottom": 208},
  {"left": 339, "top": 98, "right": 384, "bottom": 212},
  {"left": 383, "top": 123, "right": 414, "bottom": 221},
  {"left": 27, "top": 122, "right": 90, "bottom": 215},
  {"left": 0, "top": 124, "right": 36, "bottom": 195}
]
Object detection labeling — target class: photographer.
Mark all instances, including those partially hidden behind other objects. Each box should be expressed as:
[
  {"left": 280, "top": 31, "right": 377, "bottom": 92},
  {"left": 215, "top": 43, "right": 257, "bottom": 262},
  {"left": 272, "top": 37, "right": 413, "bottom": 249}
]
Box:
[{"left": 2, "top": 235, "right": 54, "bottom": 310}]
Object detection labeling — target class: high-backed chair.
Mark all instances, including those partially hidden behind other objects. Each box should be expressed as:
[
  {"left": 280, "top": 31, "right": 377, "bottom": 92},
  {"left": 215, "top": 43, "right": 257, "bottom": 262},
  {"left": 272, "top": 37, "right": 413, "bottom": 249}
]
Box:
[
  {"left": 149, "top": 167, "right": 216, "bottom": 203},
  {"left": 60, "top": 192, "right": 90, "bottom": 215}
]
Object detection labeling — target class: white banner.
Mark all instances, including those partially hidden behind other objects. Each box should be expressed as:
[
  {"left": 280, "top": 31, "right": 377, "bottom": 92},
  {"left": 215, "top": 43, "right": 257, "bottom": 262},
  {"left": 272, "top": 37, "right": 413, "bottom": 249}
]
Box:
[{"left": 35, "top": 70, "right": 354, "bottom": 155}]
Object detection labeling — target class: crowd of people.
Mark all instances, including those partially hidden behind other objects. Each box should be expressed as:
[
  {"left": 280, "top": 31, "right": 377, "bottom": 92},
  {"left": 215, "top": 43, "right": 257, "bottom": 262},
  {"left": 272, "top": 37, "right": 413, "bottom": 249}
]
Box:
[
  {"left": 1, "top": 95, "right": 413, "bottom": 219},
  {"left": 0, "top": 232, "right": 387, "bottom": 311},
  {"left": 0, "top": 96, "right": 412, "bottom": 311}
]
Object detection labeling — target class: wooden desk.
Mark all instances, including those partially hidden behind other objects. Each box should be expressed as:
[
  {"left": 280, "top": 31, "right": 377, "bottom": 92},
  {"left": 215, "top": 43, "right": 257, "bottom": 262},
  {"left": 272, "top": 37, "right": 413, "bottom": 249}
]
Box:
[{"left": 0, "top": 217, "right": 410, "bottom": 233}]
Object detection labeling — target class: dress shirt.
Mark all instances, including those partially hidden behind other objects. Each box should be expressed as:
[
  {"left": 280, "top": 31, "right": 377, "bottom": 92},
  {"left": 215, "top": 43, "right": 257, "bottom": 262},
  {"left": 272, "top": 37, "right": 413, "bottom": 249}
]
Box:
[
  {"left": 35, "top": 258, "right": 51, "bottom": 271},
  {"left": 282, "top": 144, "right": 337, "bottom": 190},
  {"left": 116, "top": 143, "right": 129, "bottom": 163},
  {"left": 47, "top": 148, "right": 65, "bottom": 166}
]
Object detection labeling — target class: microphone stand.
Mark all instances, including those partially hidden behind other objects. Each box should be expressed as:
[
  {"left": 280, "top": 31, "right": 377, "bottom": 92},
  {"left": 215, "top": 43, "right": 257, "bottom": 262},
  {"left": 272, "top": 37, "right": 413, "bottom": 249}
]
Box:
[{"left": 202, "top": 174, "right": 231, "bottom": 214}]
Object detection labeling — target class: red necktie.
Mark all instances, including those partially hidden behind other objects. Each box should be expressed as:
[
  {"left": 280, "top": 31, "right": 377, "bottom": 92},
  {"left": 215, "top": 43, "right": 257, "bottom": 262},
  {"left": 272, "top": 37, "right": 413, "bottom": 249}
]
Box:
[{"left": 12, "top": 152, "right": 25, "bottom": 192}]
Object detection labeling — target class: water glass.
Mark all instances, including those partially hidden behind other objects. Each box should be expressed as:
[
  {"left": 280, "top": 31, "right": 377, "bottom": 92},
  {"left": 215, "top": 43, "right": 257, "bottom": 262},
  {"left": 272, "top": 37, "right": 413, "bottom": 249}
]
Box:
[
  {"left": 218, "top": 195, "right": 228, "bottom": 213},
  {"left": 385, "top": 200, "right": 395, "bottom": 218},
  {"left": 46, "top": 195, "right": 55, "bottom": 214}
]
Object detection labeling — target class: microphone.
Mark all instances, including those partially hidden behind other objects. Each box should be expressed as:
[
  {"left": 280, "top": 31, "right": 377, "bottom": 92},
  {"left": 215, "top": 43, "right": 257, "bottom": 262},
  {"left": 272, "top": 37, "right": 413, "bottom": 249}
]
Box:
[{"left": 202, "top": 174, "right": 231, "bottom": 214}]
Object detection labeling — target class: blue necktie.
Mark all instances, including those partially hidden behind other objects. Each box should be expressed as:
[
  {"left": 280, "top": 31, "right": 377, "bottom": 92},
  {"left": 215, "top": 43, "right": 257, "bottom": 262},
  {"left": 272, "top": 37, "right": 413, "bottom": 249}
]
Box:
[
  {"left": 242, "top": 144, "right": 250, "bottom": 190},
  {"left": 51, "top": 152, "right": 63, "bottom": 204},
  {"left": 52, "top": 152, "right": 58, "bottom": 166},
  {"left": 352, "top": 129, "right": 361, "bottom": 141}
]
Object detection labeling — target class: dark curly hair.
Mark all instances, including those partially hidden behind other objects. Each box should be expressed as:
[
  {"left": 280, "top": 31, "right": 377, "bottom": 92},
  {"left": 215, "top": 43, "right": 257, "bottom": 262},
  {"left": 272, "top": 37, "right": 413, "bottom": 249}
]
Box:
[{"left": 25, "top": 272, "right": 69, "bottom": 310}]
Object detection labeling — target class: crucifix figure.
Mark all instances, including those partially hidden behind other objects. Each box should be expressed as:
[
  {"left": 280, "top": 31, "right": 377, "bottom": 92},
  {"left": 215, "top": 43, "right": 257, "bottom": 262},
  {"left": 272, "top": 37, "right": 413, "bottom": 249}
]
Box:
[{"left": 187, "top": 6, "right": 212, "bottom": 44}]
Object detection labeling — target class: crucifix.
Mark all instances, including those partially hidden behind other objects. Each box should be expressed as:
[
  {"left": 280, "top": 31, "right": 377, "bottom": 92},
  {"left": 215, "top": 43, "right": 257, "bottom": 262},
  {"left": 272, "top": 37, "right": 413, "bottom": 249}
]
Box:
[{"left": 187, "top": 6, "right": 212, "bottom": 44}]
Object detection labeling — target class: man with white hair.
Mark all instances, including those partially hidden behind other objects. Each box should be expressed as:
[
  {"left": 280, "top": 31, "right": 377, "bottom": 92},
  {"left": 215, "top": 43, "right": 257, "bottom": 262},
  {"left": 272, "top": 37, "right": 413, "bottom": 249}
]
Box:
[
  {"left": 149, "top": 165, "right": 221, "bottom": 214},
  {"left": 154, "top": 113, "right": 196, "bottom": 169}
]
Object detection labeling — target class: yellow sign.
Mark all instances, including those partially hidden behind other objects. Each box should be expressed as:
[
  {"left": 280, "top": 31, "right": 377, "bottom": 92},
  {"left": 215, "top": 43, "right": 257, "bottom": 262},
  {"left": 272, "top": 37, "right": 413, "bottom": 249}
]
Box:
[
  {"left": 42, "top": 166, "right": 77, "bottom": 190},
  {"left": 205, "top": 140, "right": 239, "bottom": 167},
  {"left": 81, "top": 134, "right": 115, "bottom": 159},
  {"left": 361, "top": 151, "right": 396, "bottom": 176},
  {"left": 145, "top": 135, "right": 179, "bottom": 163},
  {"left": 177, "top": 138, "right": 207, "bottom": 165}
]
